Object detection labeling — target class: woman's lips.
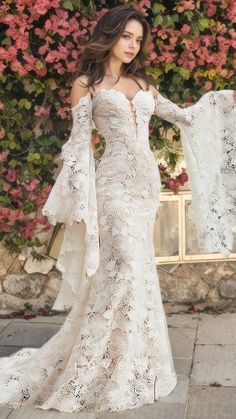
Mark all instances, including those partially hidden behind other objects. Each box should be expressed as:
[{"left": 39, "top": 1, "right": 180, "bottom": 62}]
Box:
[{"left": 124, "top": 52, "right": 134, "bottom": 57}]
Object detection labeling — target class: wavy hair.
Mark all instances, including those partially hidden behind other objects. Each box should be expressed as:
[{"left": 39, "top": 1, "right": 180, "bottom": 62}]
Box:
[{"left": 75, "top": 5, "right": 156, "bottom": 89}]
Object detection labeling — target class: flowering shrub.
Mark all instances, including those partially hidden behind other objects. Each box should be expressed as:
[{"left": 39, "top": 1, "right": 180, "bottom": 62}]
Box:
[{"left": 0, "top": 0, "right": 235, "bottom": 255}]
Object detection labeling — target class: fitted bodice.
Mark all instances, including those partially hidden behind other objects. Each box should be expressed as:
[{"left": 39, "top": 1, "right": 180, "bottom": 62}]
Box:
[
  {"left": 92, "top": 89, "right": 155, "bottom": 154},
  {"left": 91, "top": 88, "right": 160, "bottom": 197}
]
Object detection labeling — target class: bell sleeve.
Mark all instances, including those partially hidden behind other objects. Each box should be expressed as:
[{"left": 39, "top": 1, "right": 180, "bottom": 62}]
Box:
[
  {"left": 153, "top": 88, "right": 236, "bottom": 256},
  {"left": 42, "top": 93, "right": 100, "bottom": 310}
]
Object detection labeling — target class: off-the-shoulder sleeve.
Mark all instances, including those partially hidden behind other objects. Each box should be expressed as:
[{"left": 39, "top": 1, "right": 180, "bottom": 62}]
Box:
[
  {"left": 153, "top": 88, "right": 236, "bottom": 256},
  {"left": 42, "top": 93, "right": 99, "bottom": 310}
]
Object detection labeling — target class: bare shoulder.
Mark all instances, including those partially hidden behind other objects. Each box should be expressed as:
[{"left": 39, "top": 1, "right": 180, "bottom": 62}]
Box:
[
  {"left": 70, "top": 75, "right": 90, "bottom": 108},
  {"left": 149, "top": 84, "right": 159, "bottom": 98},
  {"left": 135, "top": 77, "right": 149, "bottom": 91},
  {"left": 135, "top": 77, "right": 158, "bottom": 98}
]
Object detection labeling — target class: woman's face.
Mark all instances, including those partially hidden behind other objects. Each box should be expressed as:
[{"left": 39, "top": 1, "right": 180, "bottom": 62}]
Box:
[{"left": 111, "top": 19, "right": 143, "bottom": 63}]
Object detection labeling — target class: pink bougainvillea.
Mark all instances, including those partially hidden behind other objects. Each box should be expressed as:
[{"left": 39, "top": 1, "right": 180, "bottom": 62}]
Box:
[{"left": 0, "top": 0, "right": 234, "bottom": 255}]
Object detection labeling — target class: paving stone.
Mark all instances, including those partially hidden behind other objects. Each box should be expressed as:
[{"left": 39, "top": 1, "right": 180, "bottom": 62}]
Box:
[
  {"left": 167, "top": 314, "right": 199, "bottom": 329},
  {"left": 0, "top": 407, "right": 14, "bottom": 418},
  {"left": 0, "top": 319, "right": 12, "bottom": 328},
  {"left": 159, "top": 374, "right": 189, "bottom": 404},
  {"left": 169, "top": 327, "right": 196, "bottom": 359},
  {"left": 100, "top": 401, "right": 186, "bottom": 419},
  {"left": 197, "top": 313, "right": 236, "bottom": 345},
  {"left": 25, "top": 315, "right": 67, "bottom": 325},
  {"left": 186, "top": 386, "right": 236, "bottom": 419},
  {"left": 191, "top": 344, "right": 236, "bottom": 386},
  {"left": 0, "top": 346, "right": 23, "bottom": 357},
  {"left": 0, "top": 322, "right": 60, "bottom": 347},
  {"left": 7, "top": 407, "right": 97, "bottom": 418},
  {"left": 174, "top": 358, "right": 192, "bottom": 376}
]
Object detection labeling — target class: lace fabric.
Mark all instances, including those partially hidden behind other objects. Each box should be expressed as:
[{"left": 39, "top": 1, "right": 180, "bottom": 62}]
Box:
[
  {"left": 153, "top": 90, "right": 236, "bottom": 255},
  {"left": 42, "top": 93, "right": 100, "bottom": 285},
  {"left": 0, "top": 86, "right": 235, "bottom": 415}
]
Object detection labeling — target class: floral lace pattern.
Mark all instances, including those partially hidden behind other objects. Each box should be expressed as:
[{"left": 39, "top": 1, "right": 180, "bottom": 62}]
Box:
[
  {"left": 154, "top": 90, "right": 236, "bottom": 256},
  {"left": 42, "top": 93, "right": 100, "bottom": 279},
  {"left": 0, "top": 86, "right": 235, "bottom": 415}
]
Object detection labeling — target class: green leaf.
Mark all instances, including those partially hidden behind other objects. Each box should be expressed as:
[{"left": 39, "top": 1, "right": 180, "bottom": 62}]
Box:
[
  {"left": 6, "top": 82, "right": 13, "bottom": 91},
  {"left": 163, "top": 15, "right": 175, "bottom": 28},
  {"left": 154, "top": 15, "right": 163, "bottom": 26},
  {"left": 164, "top": 63, "right": 176, "bottom": 73},
  {"left": 153, "top": 3, "right": 163, "bottom": 15},
  {"left": 25, "top": 101, "right": 31, "bottom": 110},
  {"left": 184, "top": 11, "right": 194, "bottom": 22},
  {"left": 62, "top": 0, "right": 73, "bottom": 10},
  {"left": 7, "top": 132, "right": 14, "bottom": 140},
  {"left": 178, "top": 67, "right": 190, "bottom": 80},
  {"left": 18, "top": 99, "right": 31, "bottom": 109},
  {"left": 198, "top": 18, "right": 210, "bottom": 31},
  {"left": 2, "top": 37, "right": 12, "bottom": 46},
  {"left": 8, "top": 159, "right": 18, "bottom": 169},
  {"left": 10, "top": 98, "right": 17, "bottom": 107},
  {"left": 9, "top": 141, "right": 18, "bottom": 150}
]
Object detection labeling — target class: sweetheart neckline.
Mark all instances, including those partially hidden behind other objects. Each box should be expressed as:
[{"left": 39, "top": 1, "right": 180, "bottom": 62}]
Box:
[
  {"left": 92, "top": 88, "right": 153, "bottom": 104},
  {"left": 70, "top": 88, "right": 155, "bottom": 111}
]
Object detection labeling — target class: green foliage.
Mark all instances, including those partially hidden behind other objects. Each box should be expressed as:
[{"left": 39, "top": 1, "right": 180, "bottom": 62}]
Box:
[{"left": 0, "top": 0, "right": 234, "bottom": 256}]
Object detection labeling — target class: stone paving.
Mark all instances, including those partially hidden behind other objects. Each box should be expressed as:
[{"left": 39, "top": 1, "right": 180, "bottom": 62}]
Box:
[{"left": 0, "top": 312, "right": 236, "bottom": 419}]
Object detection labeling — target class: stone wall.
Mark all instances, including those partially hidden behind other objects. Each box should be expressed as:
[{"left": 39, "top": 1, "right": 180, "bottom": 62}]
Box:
[
  {"left": 158, "top": 261, "right": 236, "bottom": 311},
  {"left": 0, "top": 240, "right": 236, "bottom": 313}
]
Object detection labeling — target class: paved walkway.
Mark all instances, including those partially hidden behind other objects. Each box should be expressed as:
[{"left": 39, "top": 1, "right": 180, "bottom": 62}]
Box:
[{"left": 0, "top": 312, "right": 236, "bottom": 419}]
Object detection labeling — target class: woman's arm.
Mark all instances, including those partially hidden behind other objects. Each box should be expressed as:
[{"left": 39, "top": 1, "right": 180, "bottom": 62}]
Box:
[{"left": 150, "top": 84, "right": 202, "bottom": 127}]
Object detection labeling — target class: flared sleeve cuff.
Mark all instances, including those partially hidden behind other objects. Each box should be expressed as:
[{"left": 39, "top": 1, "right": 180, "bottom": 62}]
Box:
[
  {"left": 42, "top": 93, "right": 100, "bottom": 282},
  {"left": 154, "top": 89, "right": 236, "bottom": 256}
]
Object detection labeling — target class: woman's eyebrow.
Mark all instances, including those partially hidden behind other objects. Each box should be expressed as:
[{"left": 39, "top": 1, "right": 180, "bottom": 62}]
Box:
[{"left": 123, "top": 30, "right": 143, "bottom": 39}]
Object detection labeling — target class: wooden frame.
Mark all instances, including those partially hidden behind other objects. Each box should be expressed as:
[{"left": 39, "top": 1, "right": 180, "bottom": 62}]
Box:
[{"left": 155, "top": 190, "right": 236, "bottom": 265}]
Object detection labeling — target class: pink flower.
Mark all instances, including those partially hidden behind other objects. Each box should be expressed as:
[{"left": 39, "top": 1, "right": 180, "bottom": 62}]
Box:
[
  {"left": 204, "top": 81, "right": 213, "bottom": 91},
  {"left": 24, "top": 221, "right": 36, "bottom": 238},
  {"left": 33, "top": 1, "right": 50, "bottom": 16},
  {"left": 10, "top": 188, "right": 23, "bottom": 197},
  {"left": 81, "top": 18, "right": 89, "bottom": 27},
  {"left": 57, "top": 106, "right": 70, "bottom": 119},
  {"left": 91, "top": 134, "right": 100, "bottom": 145},
  {"left": 3, "top": 182, "right": 11, "bottom": 192},
  {"left": 28, "top": 179, "right": 40, "bottom": 191},
  {"left": 8, "top": 209, "right": 23, "bottom": 225},
  {"left": 11, "top": 59, "right": 28, "bottom": 76},
  {"left": 0, "top": 151, "right": 9, "bottom": 162},
  {"left": 34, "top": 105, "right": 51, "bottom": 116},
  {"left": 206, "top": 4, "right": 217, "bottom": 17},
  {"left": 165, "top": 178, "right": 179, "bottom": 194},
  {"left": 0, "top": 62, "right": 7, "bottom": 73},
  {"left": 181, "top": 24, "right": 191, "bottom": 35},
  {"left": 176, "top": 171, "right": 188, "bottom": 186},
  {"left": 174, "top": 0, "right": 195, "bottom": 13},
  {"left": 6, "top": 169, "right": 16, "bottom": 182},
  {"left": 35, "top": 215, "right": 48, "bottom": 225},
  {"left": 0, "top": 102, "right": 4, "bottom": 110},
  {"left": 0, "top": 207, "right": 10, "bottom": 220}
]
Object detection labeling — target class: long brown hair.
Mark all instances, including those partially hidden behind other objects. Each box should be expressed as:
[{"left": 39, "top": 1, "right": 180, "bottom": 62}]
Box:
[{"left": 75, "top": 5, "right": 156, "bottom": 90}]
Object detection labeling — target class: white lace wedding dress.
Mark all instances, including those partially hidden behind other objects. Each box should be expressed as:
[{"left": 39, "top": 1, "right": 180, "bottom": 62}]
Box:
[{"left": 0, "top": 85, "right": 235, "bottom": 415}]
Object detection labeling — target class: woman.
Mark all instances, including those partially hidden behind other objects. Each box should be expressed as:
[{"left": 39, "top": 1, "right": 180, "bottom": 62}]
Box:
[{"left": 0, "top": 5, "right": 235, "bottom": 416}]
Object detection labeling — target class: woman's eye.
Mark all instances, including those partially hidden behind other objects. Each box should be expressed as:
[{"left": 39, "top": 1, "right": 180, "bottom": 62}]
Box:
[{"left": 122, "top": 34, "right": 142, "bottom": 44}]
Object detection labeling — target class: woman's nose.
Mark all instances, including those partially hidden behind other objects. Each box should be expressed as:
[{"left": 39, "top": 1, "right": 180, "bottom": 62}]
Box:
[{"left": 129, "top": 39, "right": 136, "bottom": 48}]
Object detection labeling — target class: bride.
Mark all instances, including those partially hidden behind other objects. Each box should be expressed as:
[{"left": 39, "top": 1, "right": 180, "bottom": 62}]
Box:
[{"left": 0, "top": 5, "right": 235, "bottom": 416}]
